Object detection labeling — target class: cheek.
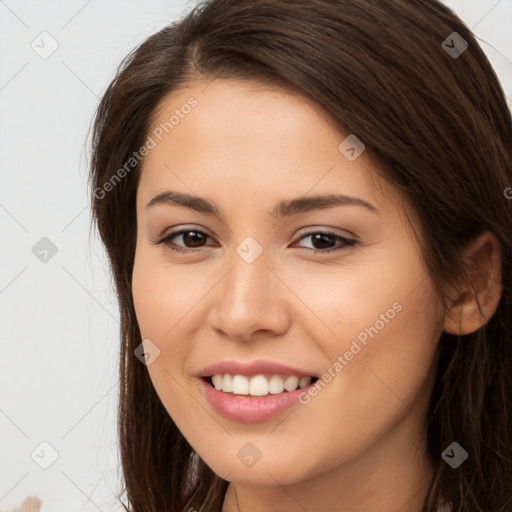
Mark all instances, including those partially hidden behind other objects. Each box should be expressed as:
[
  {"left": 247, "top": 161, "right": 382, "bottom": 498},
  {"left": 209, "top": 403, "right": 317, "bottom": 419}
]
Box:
[
  {"left": 131, "top": 249, "right": 191, "bottom": 406},
  {"left": 131, "top": 247, "right": 209, "bottom": 391},
  {"left": 304, "top": 270, "right": 442, "bottom": 454},
  {"left": 290, "top": 253, "right": 442, "bottom": 437},
  {"left": 131, "top": 251, "right": 203, "bottom": 441},
  {"left": 132, "top": 247, "right": 203, "bottom": 342}
]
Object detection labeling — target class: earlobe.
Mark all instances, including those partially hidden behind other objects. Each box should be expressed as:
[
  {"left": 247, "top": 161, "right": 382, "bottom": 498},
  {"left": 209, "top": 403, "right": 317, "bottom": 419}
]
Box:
[{"left": 443, "top": 231, "right": 503, "bottom": 336}]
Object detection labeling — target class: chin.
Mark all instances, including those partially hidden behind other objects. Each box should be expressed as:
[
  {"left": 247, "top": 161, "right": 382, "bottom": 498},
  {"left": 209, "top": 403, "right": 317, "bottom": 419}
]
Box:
[{"left": 202, "top": 452, "right": 315, "bottom": 486}]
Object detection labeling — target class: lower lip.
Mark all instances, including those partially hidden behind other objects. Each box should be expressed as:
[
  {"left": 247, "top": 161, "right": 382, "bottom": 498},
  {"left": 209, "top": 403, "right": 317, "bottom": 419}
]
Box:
[{"left": 198, "top": 377, "right": 316, "bottom": 423}]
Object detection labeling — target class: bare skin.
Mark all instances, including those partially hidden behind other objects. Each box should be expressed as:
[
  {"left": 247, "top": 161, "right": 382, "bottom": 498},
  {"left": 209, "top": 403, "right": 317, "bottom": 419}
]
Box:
[{"left": 131, "top": 79, "right": 502, "bottom": 512}]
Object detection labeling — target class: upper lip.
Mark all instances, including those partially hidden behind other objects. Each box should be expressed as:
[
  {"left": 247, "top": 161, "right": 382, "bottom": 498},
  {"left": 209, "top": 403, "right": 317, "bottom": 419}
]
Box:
[{"left": 197, "top": 359, "right": 318, "bottom": 378}]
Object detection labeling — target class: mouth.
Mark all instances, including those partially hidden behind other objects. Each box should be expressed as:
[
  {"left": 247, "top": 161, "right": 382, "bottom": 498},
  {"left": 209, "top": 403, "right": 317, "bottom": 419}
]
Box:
[
  {"left": 198, "top": 373, "right": 321, "bottom": 422},
  {"left": 202, "top": 374, "right": 320, "bottom": 398}
]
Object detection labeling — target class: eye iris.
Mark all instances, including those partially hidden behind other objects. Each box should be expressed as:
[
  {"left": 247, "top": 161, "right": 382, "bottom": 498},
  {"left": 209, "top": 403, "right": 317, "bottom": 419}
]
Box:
[
  {"left": 184, "top": 231, "right": 206, "bottom": 248},
  {"left": 311, "top": 233, "right": 335, "bottom": 250}
]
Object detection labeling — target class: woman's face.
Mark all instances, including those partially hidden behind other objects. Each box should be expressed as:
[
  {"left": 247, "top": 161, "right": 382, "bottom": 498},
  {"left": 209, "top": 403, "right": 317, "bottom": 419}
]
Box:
[{"left": 132, "top": 78, "right": 445, "bottom": 486}]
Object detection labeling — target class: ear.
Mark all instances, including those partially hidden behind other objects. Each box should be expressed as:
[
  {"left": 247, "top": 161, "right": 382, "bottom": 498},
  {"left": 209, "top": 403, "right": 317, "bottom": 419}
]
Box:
[{"left": 443, "top": 231, "right": 503, "bottom": 336}]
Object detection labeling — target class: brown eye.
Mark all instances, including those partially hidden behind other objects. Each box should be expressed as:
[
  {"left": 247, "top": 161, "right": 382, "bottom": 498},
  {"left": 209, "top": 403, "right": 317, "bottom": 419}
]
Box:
[
  {"left": 179, "top": 230, "right": 208, "bottom": 248},
  {"left": 154, "top": 229, "right": 213, "bottom": 253},
  {"left": 293, "top": 231, "right": 357, "bottom": 254},
  {"left": 153, "top": 229, "right": 357, "bottom": 255}
]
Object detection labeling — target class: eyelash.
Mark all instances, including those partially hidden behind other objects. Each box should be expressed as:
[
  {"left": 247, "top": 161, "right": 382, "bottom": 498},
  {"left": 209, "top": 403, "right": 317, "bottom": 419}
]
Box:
[{"left": 152, "top": 229, "right": 357, "bottom": 255}]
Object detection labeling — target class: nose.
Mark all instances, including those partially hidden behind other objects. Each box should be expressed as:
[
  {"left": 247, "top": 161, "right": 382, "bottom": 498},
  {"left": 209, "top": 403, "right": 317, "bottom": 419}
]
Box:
[{"left": 209, "top": 247, "right": 291, "bottom": 342}]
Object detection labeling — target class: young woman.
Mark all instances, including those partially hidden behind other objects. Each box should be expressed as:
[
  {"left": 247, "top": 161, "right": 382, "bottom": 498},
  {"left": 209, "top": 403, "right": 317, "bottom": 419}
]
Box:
[{"left": 88, "top": 0, "right": 512, "bottom": 510}]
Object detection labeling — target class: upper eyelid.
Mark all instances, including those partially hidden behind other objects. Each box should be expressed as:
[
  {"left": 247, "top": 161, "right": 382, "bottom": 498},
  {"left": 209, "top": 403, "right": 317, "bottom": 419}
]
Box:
[
  {"left": 294, "top": 226, "right": 357, "bottom": 240},
  {"left": 160, "top": 222, "right": 357, "bottom": 236}
]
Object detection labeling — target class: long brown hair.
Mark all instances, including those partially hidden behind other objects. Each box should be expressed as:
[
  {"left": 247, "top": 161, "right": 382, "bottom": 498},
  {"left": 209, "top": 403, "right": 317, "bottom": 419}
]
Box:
[{"left": 88, "top": 1, "right": 512, "bottom": 510}]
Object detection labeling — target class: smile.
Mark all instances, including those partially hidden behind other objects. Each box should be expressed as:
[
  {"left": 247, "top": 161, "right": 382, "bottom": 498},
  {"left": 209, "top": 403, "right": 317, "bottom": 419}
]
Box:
[
  {"left": 209, "top": 373, "right": 317, "bottom": 396},
  {"left": 199, "top": 374, "right": 320, "bottom": 423}
]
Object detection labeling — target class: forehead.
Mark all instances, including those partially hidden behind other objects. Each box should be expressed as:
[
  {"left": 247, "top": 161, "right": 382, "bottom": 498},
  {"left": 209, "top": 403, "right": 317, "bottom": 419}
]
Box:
[{"left": 137, "top": 78, "right": 403, "bottom": 218}]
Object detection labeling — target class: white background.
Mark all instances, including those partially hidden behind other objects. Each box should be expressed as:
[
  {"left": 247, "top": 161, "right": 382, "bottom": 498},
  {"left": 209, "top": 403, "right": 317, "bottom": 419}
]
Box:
[{"left": 0, "top": 1, "right": 511, "bottom": 510}]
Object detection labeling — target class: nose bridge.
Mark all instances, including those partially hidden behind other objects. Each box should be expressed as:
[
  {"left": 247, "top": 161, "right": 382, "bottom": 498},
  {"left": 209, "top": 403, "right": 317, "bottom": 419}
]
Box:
[{"left": 212, "top": 238, "right": 290, "bottom": 339}]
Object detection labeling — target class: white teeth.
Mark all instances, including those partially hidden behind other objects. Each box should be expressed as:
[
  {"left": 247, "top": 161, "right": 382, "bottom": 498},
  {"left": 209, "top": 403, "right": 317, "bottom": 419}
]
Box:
[
  {"left": 232, "top": 375, "right": 249, "bottom": 395},
  {"left": 249, "top": 375, "right": 268, "bottom": 396},
  {"left": 298, "top": 376, "right": 312, "bottom": 388},
  {"left": 212, "top": 374, "right": 223, "bottom": 390},
  {"left": 209, "top": 374, "right": 315, "bottom": 396},
  {"left": 283, "top": 376, "right": 299, "bottom": 391},
  {"left": 223, "top": 374, "right": 233, "bottom": 393},
  {"left": 268, "top": 375, "right": 284, "bottom": 394}
]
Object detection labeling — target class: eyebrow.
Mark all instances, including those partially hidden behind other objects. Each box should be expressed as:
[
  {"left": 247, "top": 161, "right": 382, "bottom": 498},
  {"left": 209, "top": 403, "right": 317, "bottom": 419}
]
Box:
[{"left": 145, "top": 190, "right": 379, "bottom": 218}]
